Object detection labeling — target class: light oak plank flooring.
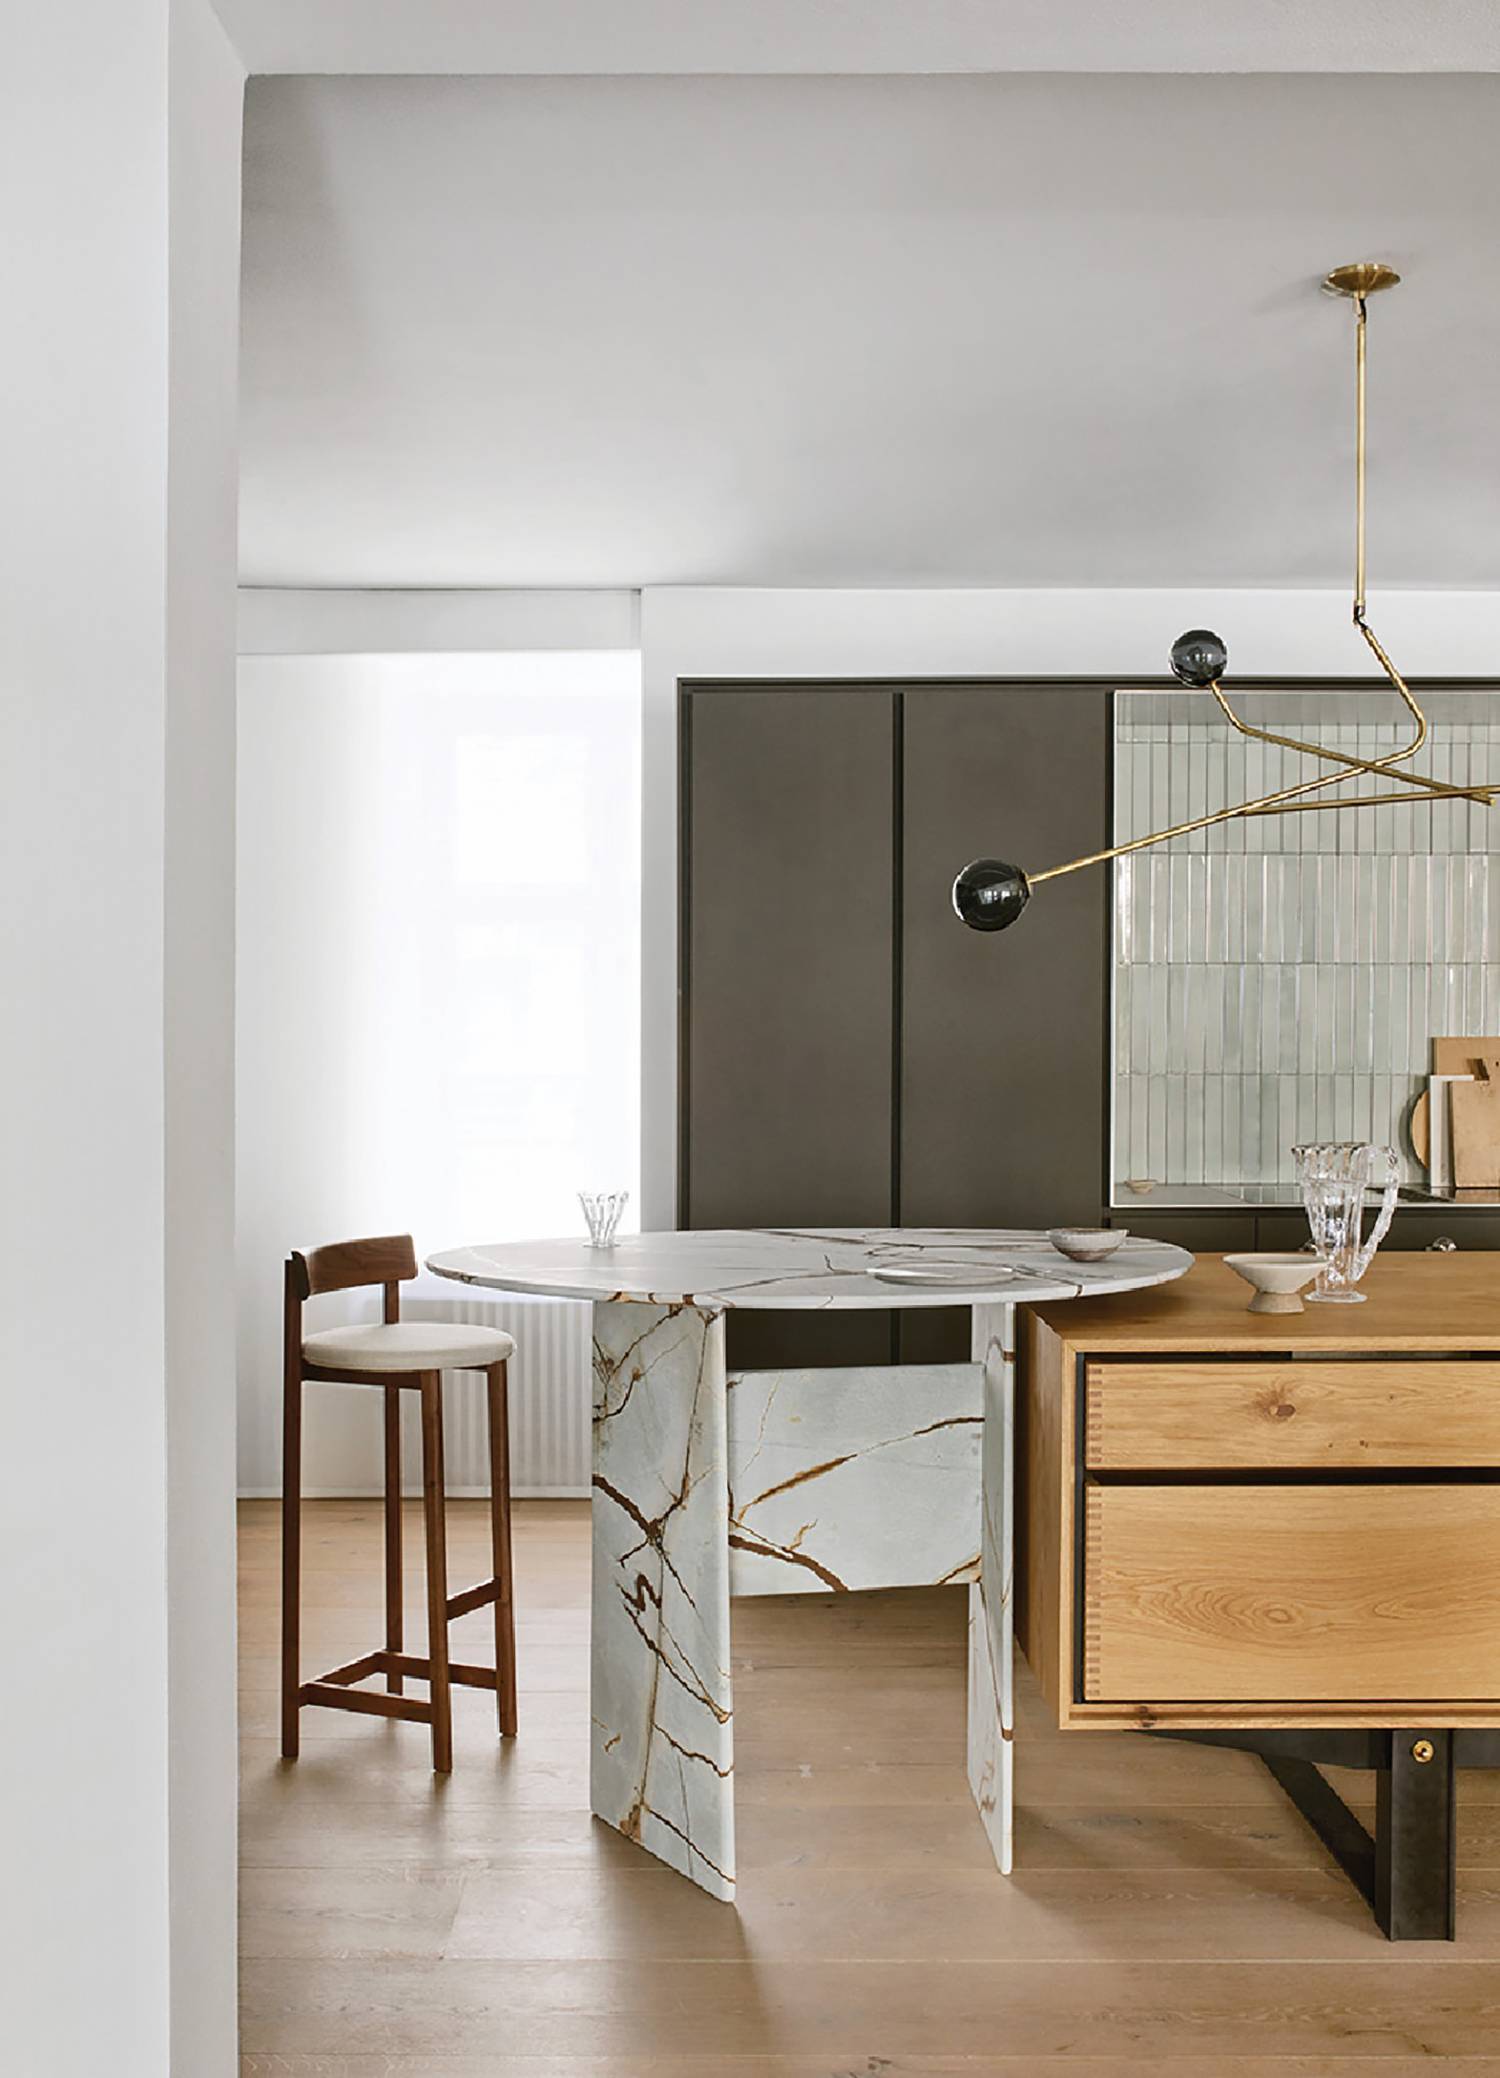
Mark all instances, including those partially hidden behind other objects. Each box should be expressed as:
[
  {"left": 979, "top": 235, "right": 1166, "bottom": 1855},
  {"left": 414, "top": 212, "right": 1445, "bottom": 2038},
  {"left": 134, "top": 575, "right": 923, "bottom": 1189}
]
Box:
[{"left": 240, "top": 1499, "right": 1500, "bottom": 2075}]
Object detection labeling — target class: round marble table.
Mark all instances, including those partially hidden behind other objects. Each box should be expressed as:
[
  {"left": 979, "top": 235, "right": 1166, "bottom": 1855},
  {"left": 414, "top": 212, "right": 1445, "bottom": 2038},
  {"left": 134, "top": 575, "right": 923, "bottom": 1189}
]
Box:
[
  {"left": 428, "top": 1225, "right": 1189, "bottom": 1311},
  {"left": 428, "top": 1227, "right": 1190, "bottom": 1900}
]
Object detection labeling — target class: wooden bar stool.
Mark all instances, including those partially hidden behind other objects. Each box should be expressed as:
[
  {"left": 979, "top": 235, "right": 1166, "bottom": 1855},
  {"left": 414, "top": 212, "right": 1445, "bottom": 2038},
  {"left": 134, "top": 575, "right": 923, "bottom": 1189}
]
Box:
[{"left": 281, "top": 1233, "right": 518, "bottom": 1772}]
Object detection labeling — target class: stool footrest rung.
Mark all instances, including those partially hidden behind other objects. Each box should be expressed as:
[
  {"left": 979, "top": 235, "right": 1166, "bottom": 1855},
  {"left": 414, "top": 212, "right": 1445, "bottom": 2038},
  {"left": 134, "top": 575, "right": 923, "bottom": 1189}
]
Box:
[
  {"left": 301, "top": 1646, "right": 500, "bottom": 1720},
  {"left": 319, "top": 1651, "right": 388, "bottom": 1688},
  {"left": 300, "top": 1681, "right": 432, "bottom": 1725},
  {"left": 384, "top": 1652, "right": 498, "bottom": 1692},
  {"left": 446, "top": 1578, "right": 501, "bottom": 1620}
]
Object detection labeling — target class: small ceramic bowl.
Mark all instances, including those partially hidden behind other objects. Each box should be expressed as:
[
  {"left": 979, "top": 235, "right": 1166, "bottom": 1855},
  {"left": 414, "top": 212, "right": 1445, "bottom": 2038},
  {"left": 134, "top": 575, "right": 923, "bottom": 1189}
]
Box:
[
  {"left": 1224, "top": 1252, "right": 1321, "bottom": 1315},
  {"left": 1048, "top": 1228, "right": 1127, "bottom": 1263}
]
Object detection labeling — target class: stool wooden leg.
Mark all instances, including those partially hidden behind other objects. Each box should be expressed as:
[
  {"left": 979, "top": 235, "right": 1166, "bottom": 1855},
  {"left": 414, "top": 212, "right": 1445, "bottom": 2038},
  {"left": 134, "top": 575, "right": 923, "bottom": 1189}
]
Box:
[
  {"left": 487, "top": 1360, "right": 518, "bottom": 1737},
  {"left": 419, "top": 1372, "right": 453, "bottom": 1773},
  {"left": 383, "top": 1385, "right": 404, "bottom": 1694},
  {"left": 280, "top": 1368, "right": 302, "bottom": 1760}
]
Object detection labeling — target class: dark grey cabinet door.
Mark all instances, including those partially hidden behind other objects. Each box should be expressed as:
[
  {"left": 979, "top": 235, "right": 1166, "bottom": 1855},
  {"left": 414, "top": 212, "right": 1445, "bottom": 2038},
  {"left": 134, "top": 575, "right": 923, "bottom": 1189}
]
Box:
[
  {"left": 1376, "top": 1213, "right": 1500, "bottom": 1252},
  {"left": 681, "top": 684, "right": 897, "bottom": 1230},
  {"left": 681, "top": 684, "right": 900, "bottom": 1369},
  {"left": 1253, "top": 1213, "right": 1314, "bottom": 1253},
  {"left": 900, "top": 685, "right": 1111, "bottom": 1232},
  {"left": 1122, "top": 1213, "right": 1253, "bottom": 1253}
]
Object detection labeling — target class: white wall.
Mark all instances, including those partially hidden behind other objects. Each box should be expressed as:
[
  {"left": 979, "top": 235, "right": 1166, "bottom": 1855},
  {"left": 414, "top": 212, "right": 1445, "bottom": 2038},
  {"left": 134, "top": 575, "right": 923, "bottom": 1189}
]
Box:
[
  {"left": 639, "top": 586, "right": 1500, "bottom": 1224},
  {"left": 0, "top": 6, "right": 242, "bottom": 2072},
  {"left": 239, "top": 585, "right": 638, "bottom": 654},
  {"left": 166, "top": 2, "right": 244, "bottom": 2068}
]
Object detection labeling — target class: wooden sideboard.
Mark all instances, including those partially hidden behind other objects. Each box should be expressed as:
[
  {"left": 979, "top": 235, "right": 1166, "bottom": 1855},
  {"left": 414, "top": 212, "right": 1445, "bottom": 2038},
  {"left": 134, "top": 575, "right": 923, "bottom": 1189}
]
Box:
[{"left": 1019, "top": 1251, "right": 1500, "bottom": 1938}]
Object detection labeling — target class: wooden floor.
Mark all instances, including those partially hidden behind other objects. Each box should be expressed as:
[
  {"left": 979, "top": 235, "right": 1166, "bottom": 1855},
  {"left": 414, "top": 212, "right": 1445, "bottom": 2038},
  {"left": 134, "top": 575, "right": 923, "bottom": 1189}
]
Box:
[{"left": 240, "top": 1499, "right": 1500, "bottom": 2075}]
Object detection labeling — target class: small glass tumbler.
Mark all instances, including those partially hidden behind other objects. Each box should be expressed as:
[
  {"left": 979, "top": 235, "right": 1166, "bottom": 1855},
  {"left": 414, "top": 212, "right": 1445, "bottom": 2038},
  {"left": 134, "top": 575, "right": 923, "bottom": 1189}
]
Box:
[{"left": 579, "top": 1190, "right": 629, "bottom": 1249}]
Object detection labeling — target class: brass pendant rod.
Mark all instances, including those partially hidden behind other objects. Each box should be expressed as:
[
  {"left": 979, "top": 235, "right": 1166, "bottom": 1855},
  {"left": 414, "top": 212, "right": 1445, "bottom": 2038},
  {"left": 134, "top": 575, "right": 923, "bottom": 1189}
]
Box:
[
  {"left": 1029, "top": 671, "right": 1478, "bottom": 884},
  {"left": 1030, "top": 723, "right": 1488, "bottom": 883},
  {"left": 1206, "top": 679, "right": 1488, "bottom": 806},
  {"left": 1241, "top": 783, "right": 1487, "bottom": 816},
  {"left": 1347, "top": 288, "right": 1428, "bottom": 761},
  {"left": 1026, "top": 748, "right": 1376, "bottom": 885},
  {"left": 1355, "top": 291, "right": 1368, "bottom": 617}
]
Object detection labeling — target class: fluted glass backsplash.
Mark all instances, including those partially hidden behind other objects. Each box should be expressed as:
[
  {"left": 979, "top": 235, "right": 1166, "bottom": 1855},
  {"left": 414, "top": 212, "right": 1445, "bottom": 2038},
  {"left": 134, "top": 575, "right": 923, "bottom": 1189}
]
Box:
[{"left": 1113, "top": 690, "right": 1500, "bottom": 1191}]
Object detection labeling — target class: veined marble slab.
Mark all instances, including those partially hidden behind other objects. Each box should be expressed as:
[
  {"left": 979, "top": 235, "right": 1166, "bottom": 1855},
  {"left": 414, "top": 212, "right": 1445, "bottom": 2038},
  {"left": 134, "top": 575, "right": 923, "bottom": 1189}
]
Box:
[
  {"left": 726, "top": 1362, "right": 982, "bottom": 1597},
  {"left": 967, "top": 1302, "right": 1015, "bottom": 1876},
  {"left": 590, "top": 1301, "right": 735, "bottom": 1899},
  {"left": 429, "top": 1227, "right": 1191, "bottom": 1310}
]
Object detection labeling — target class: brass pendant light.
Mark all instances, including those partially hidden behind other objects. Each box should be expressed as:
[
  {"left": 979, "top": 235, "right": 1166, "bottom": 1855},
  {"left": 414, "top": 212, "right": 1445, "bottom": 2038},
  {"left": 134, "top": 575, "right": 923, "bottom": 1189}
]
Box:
[{"left": 953, "top": 263, "right": 1493, "bottom": 934}]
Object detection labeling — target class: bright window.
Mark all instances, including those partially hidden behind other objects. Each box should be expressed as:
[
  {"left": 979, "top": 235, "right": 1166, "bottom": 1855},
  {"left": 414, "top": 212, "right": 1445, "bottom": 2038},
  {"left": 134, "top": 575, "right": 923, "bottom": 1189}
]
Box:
[{"left": 237, "top": 648, "right": 641, "bottom": 1290}]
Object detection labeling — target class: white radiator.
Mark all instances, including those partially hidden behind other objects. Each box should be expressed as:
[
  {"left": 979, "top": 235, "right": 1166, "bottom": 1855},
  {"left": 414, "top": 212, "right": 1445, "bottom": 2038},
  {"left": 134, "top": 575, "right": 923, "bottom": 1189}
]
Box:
[{"left": 398, "top": 1291, "right": 592, "bottom": 1497}]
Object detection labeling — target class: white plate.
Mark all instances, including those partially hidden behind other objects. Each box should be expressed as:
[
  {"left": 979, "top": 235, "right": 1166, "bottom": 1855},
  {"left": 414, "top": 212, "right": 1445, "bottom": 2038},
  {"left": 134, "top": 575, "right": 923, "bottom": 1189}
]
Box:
[{"left": 867, "top": 1262, "right": 1020, "bottom": 1287}]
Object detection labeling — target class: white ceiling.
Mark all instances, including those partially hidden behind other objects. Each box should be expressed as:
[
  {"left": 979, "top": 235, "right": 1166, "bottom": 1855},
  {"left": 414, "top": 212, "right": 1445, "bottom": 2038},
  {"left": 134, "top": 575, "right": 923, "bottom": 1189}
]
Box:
[
  {"left": 239, "top": 71, "right": 1500, "bottom": 589},
  {"left": 214, "top": 1, "right": 1500, "bottom": 77}
]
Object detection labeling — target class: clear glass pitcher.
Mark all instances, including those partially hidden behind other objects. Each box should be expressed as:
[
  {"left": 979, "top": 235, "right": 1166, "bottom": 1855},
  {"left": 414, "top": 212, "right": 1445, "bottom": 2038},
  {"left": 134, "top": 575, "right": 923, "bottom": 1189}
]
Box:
[{"left": 1292, "top": 1142, "right": 1400, "bottom": 1303}]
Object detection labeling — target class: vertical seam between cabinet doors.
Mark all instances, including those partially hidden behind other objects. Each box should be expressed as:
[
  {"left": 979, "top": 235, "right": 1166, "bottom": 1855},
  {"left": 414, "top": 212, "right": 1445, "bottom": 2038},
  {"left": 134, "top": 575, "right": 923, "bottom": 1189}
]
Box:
[
  {"left": 677, "top": 682, "right": 695, "bottom": 1227},
  {"left": 1103, "top": 687, "right": 1118, "bottom": 1217}
]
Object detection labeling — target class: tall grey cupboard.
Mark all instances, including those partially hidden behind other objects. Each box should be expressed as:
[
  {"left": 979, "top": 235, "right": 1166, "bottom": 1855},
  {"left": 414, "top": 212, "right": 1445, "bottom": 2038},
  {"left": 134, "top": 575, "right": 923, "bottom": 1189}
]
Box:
[{"left": 679, "top": 680, "right": 1111, "bottom": 1367}]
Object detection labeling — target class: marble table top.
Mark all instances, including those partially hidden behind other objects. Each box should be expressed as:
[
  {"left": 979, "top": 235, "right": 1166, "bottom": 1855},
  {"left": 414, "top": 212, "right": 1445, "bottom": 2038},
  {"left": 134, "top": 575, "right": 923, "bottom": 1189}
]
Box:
[{"left": 426, "top": 1227, "right": 1192, "bottom": 1310}]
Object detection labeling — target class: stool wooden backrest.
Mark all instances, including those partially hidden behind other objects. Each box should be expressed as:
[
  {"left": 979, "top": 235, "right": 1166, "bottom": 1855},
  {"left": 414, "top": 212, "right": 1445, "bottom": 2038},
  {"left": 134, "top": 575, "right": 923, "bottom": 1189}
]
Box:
[{"left": 288, "top": 1231, "right": 418, "bottom": 1305}]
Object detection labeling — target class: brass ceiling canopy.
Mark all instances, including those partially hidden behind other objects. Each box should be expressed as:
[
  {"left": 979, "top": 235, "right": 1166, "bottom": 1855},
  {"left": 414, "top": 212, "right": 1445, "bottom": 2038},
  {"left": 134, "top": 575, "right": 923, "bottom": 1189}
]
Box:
[
  {"left": 1323, "top": 261, "right": 1401, "bottom": 299},
  {"left": 954, "top": 262, "right": 1491, "bottom": 934}
]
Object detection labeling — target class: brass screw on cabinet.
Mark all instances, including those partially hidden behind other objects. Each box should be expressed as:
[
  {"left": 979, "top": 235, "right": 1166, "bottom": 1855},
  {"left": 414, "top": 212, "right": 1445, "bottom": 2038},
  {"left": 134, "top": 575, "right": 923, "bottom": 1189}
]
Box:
[{"left": 1412, "top": 1739, "right": 1436, "bottom": 1764}]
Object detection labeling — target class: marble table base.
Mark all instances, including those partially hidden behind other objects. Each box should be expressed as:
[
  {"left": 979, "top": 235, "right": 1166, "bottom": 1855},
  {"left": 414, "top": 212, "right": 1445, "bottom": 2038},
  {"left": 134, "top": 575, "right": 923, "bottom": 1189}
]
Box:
[
  {"left": 967, "top": 1302, "right": 1015, "bottom": 1877},
  {"left": 590, "top": 1302, "right": 735, "bottom": 1897},
  {"left": 589, "top": 1297, "right": 1015, "bottom": 1900}
]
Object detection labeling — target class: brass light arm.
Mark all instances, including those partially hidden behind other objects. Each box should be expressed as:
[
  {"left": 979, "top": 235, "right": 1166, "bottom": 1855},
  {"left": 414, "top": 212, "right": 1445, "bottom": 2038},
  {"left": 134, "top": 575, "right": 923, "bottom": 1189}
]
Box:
[
  {"left": 969, "top": 717, "right": 1488, "bottom": 916},
  {"left": 1025, "top": 730, "right": 1386, "bottom": 887},
  {"left": 1027, "top": 662, "right": 1491, "bottom": 877},
  {"left": 1241, "top": 785, "right": 1489, "bottom": 816},
  {"left": 952, "top": 260, "right": 1492, "bottom": 937},
  {"left": 1205, "top": 680, "right": 1490, "bottom": 807},
  {"left": 1031, "top": 651, "right": 1487, "bottom": 881}
]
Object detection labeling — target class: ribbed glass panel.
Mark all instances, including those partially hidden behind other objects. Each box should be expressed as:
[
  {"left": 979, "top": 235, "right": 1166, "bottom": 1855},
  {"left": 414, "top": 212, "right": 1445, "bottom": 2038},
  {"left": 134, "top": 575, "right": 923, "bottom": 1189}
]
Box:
[{"left": 1113, "top": 691, "right": 1500, "bottom": 1187}]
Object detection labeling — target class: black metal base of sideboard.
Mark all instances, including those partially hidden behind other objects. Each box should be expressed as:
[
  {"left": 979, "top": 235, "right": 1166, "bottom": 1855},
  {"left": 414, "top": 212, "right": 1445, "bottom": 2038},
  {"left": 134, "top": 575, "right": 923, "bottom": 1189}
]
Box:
[{"left": 1149, "top": 1727, "right": 1500, "bottom": 1940}]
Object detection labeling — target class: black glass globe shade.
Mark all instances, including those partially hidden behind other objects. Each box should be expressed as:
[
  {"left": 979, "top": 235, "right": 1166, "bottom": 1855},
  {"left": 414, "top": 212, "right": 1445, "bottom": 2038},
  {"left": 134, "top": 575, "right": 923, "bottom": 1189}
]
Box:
[
  {"left": 952, "top": 858, "right": 1031, "bottom": 932},
  {"left": 1169, "top": 628, "right": 1228, "bottom": 687}
]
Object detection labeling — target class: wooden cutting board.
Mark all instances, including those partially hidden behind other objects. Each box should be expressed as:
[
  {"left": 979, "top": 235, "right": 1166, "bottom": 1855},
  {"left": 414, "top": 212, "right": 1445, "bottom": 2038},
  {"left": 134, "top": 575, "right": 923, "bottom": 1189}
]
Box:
[
  {"left": 1410, "top": 1039, "right": 1500, "bottom": 1172},
  {"left": 1434, "top": 1037, "right": 1500, "bottom": 1075},
  {"left": 1451, "top": 1055, "right": 1500, "bottom": 1188}
]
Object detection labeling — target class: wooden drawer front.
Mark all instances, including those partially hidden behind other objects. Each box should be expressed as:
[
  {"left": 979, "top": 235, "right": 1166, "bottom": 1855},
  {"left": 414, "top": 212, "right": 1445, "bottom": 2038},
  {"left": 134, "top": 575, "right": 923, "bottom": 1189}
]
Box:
[
  {"left": 1082, "top": 1483, "right": 1500, "bottom": 1703},
  {"left": 1084, "top": 1360, "right": 1500, "bottom": 1470}
]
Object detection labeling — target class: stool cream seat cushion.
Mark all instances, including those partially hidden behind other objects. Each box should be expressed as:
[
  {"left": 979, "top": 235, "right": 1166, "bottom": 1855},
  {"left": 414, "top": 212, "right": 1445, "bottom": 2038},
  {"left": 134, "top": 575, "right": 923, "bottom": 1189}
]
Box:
[{"left": 303, "top": 1320, "right": 516, "bottom": 1373}]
